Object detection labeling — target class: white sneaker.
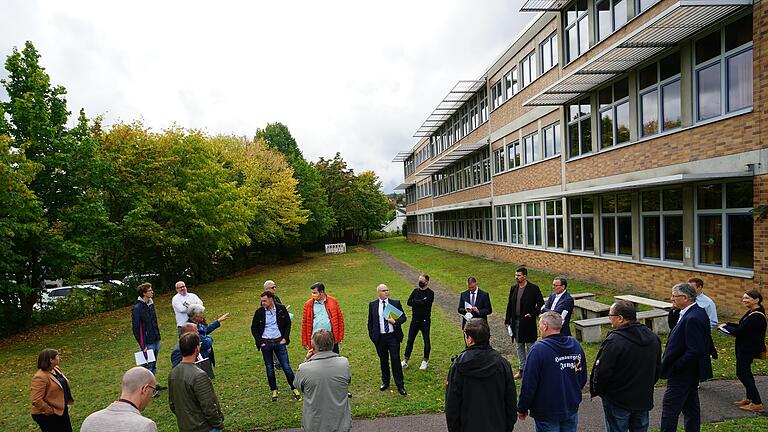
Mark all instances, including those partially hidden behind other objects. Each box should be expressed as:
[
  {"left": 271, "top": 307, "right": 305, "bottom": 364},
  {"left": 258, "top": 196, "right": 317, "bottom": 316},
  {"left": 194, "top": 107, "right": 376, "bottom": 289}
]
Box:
[
  {"left": 401, "top": 360, "right": 409, "bottom": 368},
  {"left": 419, "top": 360, "right": 429, "bottom": 370}
]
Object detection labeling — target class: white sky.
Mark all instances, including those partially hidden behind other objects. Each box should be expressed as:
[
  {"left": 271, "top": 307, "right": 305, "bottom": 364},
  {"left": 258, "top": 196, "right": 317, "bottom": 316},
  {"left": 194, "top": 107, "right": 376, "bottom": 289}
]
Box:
[{"left": 0, "top": 1, "right": 534, "bottom": 192}]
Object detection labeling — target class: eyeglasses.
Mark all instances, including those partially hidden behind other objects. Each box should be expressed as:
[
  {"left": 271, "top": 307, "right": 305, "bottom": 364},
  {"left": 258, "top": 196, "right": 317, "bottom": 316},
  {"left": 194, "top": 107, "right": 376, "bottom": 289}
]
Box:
[
  {"left": 608, "top": 314, "right": 621, "bottom": 317},
  {"left": 146, "top": 384, "right": 157, "bottom": 392},
  {"left": 671, "top": 294, "right": 686, "bottom": 299}
]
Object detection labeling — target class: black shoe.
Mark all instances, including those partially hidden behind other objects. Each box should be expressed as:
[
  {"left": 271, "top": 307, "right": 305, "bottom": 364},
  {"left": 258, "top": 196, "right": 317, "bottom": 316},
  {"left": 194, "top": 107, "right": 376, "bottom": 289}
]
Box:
[
  {"left": 155, "top": 384, "right": 167, "bottom": 391},
  {"left": 397, "top": 386, "right": 408, "bottom": 396},
  {"left": 379, "top": 383, "right": 389, "bottom": 391}
]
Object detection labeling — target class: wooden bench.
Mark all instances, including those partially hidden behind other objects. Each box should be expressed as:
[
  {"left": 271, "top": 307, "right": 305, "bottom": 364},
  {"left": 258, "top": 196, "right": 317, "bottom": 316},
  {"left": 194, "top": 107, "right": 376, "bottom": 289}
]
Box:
[
  {"left": 573, "top": 299, "right": 611, "bottom": 320},
  {"left": 573, "top": 309, "right": 670, "bottom": 343},
  {"left": 571, "top": 292, "right": 595, "bottom": 300},
  {"left": 614, "top": 294, "right": 672, "bottom": 310}
]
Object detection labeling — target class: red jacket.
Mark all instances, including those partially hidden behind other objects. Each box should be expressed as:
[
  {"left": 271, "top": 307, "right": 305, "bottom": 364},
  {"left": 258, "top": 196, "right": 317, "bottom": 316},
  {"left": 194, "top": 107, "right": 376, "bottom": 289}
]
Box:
[{"left": 302, "top": 294, "right": 344, "bottom": 347}]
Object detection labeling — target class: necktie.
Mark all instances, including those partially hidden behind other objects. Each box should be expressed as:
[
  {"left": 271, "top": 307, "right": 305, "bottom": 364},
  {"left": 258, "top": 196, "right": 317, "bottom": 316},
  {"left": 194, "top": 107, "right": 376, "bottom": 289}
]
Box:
[
  {"left": 382, "top": 300, "right": 390, "bottom": 333},
  {"left": 470, "top": 292, "right": 476, "bottom": 306}
]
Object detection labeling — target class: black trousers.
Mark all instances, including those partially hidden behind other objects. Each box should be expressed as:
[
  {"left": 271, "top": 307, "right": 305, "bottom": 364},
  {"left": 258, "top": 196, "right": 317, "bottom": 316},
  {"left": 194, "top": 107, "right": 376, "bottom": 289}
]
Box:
[
  {"left": 736, "top": 352, "right": 762, "bottom": 404},
  {"left": 660, "top": 375, "right": 700, "bottom": 432},
  {"left": 404, "top": 319, "right": 431, "bottom": 360},
  {"left": 32, "top": 406, "right": 72, "bottom": 432},
  {"left": 375, "top": 333, "right": 404, "bottom": 388}
]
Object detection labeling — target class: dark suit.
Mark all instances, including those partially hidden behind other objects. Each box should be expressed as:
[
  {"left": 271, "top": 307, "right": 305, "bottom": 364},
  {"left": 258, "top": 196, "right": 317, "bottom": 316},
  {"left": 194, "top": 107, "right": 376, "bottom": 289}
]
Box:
[
  {"left": 542, "top": 290, "right": 574, "bottom": 336},
  {"left": 504, "top": 282, "right": 544, "bottom": 343},
  {"left": 368, "top": 298, "right": 407, "bottom": 388},
  {"left": 457, "top": 289, "right": 492, "bottom": 329},
  {"left": 660, "top": 304, "right": 713, "bottom": 432}
]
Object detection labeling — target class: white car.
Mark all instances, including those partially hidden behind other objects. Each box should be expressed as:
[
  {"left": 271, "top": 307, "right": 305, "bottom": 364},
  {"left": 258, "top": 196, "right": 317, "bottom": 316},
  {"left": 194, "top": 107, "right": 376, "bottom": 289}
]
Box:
[{"left": 38, "top": 284, "right": 102, "bottom": 307}]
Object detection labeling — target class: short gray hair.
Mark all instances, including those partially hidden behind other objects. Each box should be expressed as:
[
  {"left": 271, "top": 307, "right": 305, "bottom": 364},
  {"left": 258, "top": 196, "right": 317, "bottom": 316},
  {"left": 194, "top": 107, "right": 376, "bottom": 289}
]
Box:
[
  {"left": 311, "top": 329, "right": 335, "bottom": 352},
  {"left": 121, "top": 367, "right": 156, "bottom": 393},
  {"left": 673, "top": 282, "right": 697, "bottom": 301},
  {"left": 187, "top": 303, "right": 205, "bottom": 318},
  {"left": 540, "top": 311, "right": 563, "bottom": 330},
  {"left": 377, "top": 284, "right": 388, "bottom": 292}
]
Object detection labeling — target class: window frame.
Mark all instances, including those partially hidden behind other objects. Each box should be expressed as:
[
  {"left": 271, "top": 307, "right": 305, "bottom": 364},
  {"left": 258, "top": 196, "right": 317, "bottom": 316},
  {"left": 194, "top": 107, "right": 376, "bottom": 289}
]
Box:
[
  {"left": 640, "top": 188, "right": 684, "bottom": 263},
  {"left": 695, "top": 180, "right": 754, "bottom": 270},
  {"left": 639, "top": 51, "right": 682, "bottom": 137},
  {"left": 540, "top": 32, "right": 558, "bottom": 74},
  {"left": 601, "top": 193, "right": 633, "bottom": 257}
]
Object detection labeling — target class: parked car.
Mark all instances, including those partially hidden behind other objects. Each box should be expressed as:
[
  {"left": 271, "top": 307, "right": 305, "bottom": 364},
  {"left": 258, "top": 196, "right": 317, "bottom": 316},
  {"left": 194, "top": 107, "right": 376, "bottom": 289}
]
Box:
[{"left": 36, "top": 284, "right": 101, "bottom": 309}]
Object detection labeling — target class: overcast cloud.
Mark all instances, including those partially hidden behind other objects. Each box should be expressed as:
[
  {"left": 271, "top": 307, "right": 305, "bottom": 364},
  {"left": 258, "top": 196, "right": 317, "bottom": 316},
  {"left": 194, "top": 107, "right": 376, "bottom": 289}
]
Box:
[{"left": 1, "top": 1, "right": 533, "bottom": 192}]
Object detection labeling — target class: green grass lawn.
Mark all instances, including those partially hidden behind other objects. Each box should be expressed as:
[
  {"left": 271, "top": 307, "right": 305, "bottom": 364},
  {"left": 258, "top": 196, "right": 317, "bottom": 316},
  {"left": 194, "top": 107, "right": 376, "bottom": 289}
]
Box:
[
  {"left": 371, "top": 237, "right": 768, "bottom": 380},
  {"left": 0, "top": 246, "right": 464, "bottom": 431}
]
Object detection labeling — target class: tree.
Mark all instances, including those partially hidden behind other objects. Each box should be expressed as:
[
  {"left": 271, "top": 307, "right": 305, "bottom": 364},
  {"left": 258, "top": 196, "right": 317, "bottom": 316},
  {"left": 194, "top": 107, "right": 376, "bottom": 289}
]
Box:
[
  {"left": 255, "top": 123, "right": 334, "bottom": 244},
  {"left": 353, "top": 171, "right": 391, "bottom": 238}
]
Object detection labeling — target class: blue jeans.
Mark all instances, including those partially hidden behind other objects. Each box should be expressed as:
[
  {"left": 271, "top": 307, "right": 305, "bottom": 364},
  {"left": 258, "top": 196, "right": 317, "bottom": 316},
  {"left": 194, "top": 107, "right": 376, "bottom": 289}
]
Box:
[
  {"left": 261, "top": 342, "right": 295, "bottom": 391},
  {"left": 534, "top": 413, "right": 578, "bottom": 432},
  {"left": 602, "top": 398, "right": 649, "bottom": 432},
  {"left": 140, "top": 341, "right": 160, "bottom": 375}
]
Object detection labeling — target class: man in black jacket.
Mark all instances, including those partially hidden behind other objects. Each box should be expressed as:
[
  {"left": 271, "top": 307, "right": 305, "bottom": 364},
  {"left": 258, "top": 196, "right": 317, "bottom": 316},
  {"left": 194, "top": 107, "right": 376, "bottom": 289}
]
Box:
[
  {"left": 504, "top": 267, "right": 544, "bottom": 379},
  {"left": 457, "top": 277, "right": 492, "bottom": 329},
  {"left": 403, "top": 273, "right": 435, "bottom": 370},
  {"left": 251, "top": 290, "right": 301, "bottom": 402},
  {"left": 367, "top": 284, "right": 408, "bottom": 395},
  {"left": 590, "top": 300, "right": 661, "bottom": 432},
  {"left": 445, "top": 318, "right": 517, "bottom": 432}
]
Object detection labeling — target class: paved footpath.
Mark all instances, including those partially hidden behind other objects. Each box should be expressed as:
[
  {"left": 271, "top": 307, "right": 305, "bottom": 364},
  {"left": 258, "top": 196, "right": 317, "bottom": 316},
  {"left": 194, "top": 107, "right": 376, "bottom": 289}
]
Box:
[{"left": 275, "top": 246, "right": 768, "bottom": 431}]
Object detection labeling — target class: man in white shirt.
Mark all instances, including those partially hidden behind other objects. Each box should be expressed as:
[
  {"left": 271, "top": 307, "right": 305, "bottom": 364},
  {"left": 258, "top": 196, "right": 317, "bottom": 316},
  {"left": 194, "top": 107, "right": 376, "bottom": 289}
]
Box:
[
  {"left": 171, "top": 281, "right": 203, "bottom": 334},
  {"left": 541, "top": 277, "right": 574, "bottom": 336},
  {"left": 689, "top": 277, "right": 718, "bottom": 329}
]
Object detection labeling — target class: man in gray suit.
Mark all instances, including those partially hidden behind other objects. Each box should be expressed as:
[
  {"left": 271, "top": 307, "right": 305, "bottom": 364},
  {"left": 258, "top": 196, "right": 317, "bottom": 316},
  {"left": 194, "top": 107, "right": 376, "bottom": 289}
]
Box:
[
  {"left": 80, "top": 367, "right": 158, "bottom": 432},
  {"left": 294, "top": 329, "right": 352, "bottom": 432}
]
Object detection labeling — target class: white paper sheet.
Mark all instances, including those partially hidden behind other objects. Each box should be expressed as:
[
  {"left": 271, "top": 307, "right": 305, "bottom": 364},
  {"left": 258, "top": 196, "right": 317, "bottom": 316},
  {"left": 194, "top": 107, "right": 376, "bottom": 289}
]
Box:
[{"left": 134, "top": 349, "right": 156, "bottom": 365}]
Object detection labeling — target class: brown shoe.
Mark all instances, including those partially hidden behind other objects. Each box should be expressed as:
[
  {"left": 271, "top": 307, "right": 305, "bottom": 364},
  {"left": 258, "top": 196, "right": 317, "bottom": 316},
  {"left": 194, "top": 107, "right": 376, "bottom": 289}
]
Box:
[
  {"left": 733, "top": 399, "right": 751, "bottom": 406},
  {"left": 514, "top": 371, "right": 522, "bottom": 380},
  {"left": 739, "top": 403, "right": 764, "bottom": 412}
]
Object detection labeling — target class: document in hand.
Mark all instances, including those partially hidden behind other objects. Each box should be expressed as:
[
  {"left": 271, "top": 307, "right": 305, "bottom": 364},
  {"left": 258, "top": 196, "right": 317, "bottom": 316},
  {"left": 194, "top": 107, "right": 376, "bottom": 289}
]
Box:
[
  {"left": 134, "top": 349, "right": 156, "bottom": 366},
  {"left": 383, "top": 303, "right": 403, "bottom": 320},
  {"left": 718, "top": 327, "right": 734, "bottom": 336}
]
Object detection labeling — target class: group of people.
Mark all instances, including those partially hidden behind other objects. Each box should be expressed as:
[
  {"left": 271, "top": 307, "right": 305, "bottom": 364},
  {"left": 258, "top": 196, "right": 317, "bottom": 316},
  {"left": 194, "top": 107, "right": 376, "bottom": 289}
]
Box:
[{"left": 28, "top": 270, "right": 767, "bottom": 432}]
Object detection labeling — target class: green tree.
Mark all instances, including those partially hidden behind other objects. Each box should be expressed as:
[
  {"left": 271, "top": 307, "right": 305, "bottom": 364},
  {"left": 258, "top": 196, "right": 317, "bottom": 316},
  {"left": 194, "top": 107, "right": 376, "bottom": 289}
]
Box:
[
  {"left": 255, "top": 123, "right": 334, "bottom": 244},
  {"left": 353, "top": 171, "right": 391, "bottom": 238}
]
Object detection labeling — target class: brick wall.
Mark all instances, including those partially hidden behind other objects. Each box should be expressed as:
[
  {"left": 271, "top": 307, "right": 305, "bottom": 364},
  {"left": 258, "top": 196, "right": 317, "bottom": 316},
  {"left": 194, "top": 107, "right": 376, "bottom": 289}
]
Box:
[
  {"left": 432, "top": 183, "right": 491, "bottom": 208},
  {"left": 494, "top": 158, "right": 562, "bottom": 195}
]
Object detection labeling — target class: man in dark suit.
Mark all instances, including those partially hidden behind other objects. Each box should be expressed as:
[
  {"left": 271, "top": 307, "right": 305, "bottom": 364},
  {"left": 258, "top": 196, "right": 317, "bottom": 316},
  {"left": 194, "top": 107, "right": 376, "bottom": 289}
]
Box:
[
  {"left": 367, "top": 284, "right": 408, "bottom": 395},
  {"left": 660, "top": 283, "right": 713, "bottom": 432},
  {"left": 457, "top": 277, "right": 492, "bottom": 329},
  {"left": 542, "top": 277, "right": 574, "bottom": 336},
  {"left": 505, "top": 267, "right": 544, "bottom": 379}
]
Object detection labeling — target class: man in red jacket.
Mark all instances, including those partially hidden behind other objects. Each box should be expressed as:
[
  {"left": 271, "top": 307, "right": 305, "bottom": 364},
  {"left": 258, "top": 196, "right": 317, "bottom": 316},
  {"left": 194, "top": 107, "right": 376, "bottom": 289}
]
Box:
[{"left": 302, "top": 282, "right": 345, "bottom": 353}]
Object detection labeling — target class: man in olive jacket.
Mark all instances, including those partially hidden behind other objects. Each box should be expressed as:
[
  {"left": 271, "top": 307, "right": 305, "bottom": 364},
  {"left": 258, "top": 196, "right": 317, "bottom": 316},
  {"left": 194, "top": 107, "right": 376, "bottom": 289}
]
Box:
[
  {"left": 504, "top": 267, "right": 544, "bottom": 379},
  {"left": 168, "top": 333, "right": 224, "bottom": 432},
  {"left": 446, "top": 318, "right": 517, "bottom": 432}
]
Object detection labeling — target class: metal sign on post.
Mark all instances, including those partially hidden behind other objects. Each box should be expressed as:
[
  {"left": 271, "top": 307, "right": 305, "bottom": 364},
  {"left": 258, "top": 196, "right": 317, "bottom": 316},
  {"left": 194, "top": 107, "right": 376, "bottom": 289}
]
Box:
[{"left": 324, "top": 243, "right": 347, "bottom": 254}]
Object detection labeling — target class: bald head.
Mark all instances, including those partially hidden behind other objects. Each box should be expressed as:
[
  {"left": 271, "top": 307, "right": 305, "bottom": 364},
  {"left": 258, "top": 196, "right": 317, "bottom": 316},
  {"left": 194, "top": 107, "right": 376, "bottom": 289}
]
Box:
[{"left": 122, "top": 367, "right": 156, "bottom": 394}]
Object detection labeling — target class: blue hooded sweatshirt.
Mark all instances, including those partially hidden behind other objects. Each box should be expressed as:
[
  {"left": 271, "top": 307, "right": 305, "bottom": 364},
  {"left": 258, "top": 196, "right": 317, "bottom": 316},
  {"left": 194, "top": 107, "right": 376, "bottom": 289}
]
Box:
[{"left": 517, "top": 334, "right": 587, "bottom": 421}]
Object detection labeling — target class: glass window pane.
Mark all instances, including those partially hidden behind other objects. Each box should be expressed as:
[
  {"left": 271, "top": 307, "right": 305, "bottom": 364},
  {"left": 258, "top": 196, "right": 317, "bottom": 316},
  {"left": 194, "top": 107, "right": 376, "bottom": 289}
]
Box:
[
  {"left": 727, "top": 49, "right": 753, "bottom": 112},
  {"left": 641, "top": 89, "right": 659, "bottom": 136},
  {"left": 580, "top": 97, "right": 591, "bottom": 116},
  {"left": 617, "top": 193, "right": 632, "bottom": 213},
  {"left": 725, "top": 14, "right": 753, "bottom": 52},
  {"left": 556, "top": 218, "right": 563, "bottom": 248},
  {"left": 597, "top": 0, "right": 611, "bottom": 41},
  {"left": 567, "top": 26, "right": 578, "bottom": 63},
  {"left": 728, "top": 214, "right": 753, "bottom": 268},
  {"left": 547, "top": 219, "right": 556, "bottom": 247},
  {"left": 639, "top": 0, "right": 657, "bottom": 12},
  {"left": 600, "top": 109, "right": 614, "bottom": 149},
  {"left": 570, "top": 198, "right": 581, "bottom": 214},
  {"left": 532, "top": 133, "right": 540, "bottom": 162},
  {"left": 577, "top": 0, "right": 588, "bottom": 13},
  {"left": 699, "top": 214, "right": 722, "bottom": 265},
  {"left": 660, "top": 52, "right": 681, "bottom": 81},
  {"left": 697, "top": 62, "right": 722, "bottom": 121},
  {"left": 599, "top": 86, "right": 612, "bottom": 108},
  {"left": 603, "top": 217, "right": 616, "bottom": 254},
  {"left": 662, "top": 81, "right": 682, "bottom": 131},
  {"left": 602, "top": 194, "right": 616, "bottom": 213},
  {"left": 616, "top": 102, "right": 630, "bottom": 144},
  {"left": 726, "top": 181, "right": 752, "bottom": 208},
  {"left": 546, "top": 200, "right": 555, "bottom": 215},
  {"left": 583, "top": 197, "right": 594, "bottom": 213},
  {"left": 664, "top": 215, "right": 684, "bottom": 261},
  {"left": 643, "top": 216, "right": 661, "bottom": 258},
  {"left": 572, "top": 218, "right": 583, "bottom": 250},
  {"left": 618, "top": 216, "right": 632, "bottom": 255},
  {"left": 569, "top": 122, "right": 580, "bottom": 158},
  {"left": 614, "top": 0, "right": 627, "bottom": 28},
  {"left": 614, "top": 78, "right": 629, "bottom": 100},
  {"left": 567, "top": 3, "right": 578, "bottom": 26},
  {"left": 663, "top": 188, "right": 683, "bottom": 211},
  {"left": 642, "top": 191, "right": 660, "bottom": 211},
  {"left": 696, "top": 31, "right": 722, "bottom": 65},
  {"left": 578, "top": 17, "right": 589, "bottom": 55},
  {"left": 584, "top": 217, "right": 594, "bottom": 251},
  {"left": 639, "top": 64, "right": 657, "bottom": 90},
  {"left": 697, "top": 184, "right": 722, "bottom": 209},
  {"left": 580, "top": 118, "right": 592, "bottom": 154}
]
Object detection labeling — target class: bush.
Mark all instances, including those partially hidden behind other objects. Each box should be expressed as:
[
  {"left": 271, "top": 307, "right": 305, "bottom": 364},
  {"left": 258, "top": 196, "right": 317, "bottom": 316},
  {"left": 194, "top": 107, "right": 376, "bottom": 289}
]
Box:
[
  {"left": 368, "top": 230, "right": 404, "bottom": 240},
  {"left": 33, "top": 289, "right": 107, "bottom": 326}
]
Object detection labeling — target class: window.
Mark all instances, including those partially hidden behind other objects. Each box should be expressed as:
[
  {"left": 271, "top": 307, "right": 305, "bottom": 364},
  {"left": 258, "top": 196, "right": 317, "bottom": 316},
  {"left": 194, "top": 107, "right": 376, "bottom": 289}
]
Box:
[
  {"left": 481, "top": 148, "right": 491, "bottom": 183},
  {"left": 526, "top": 202, "right": 543, "bottom": 246},
  {"left": 570, "top": 197, "right": 594, "bottom": 252},
  {"left": 507, "top": 140, "right": 521, "bottom": 170},
  {"left": 641, "top": 189, "right": 683, "bottom": 261},
  {"left": 406, "top": 186, "right": 416, "bottom": 205},
  {"left": 696, "top": 180, "right": 753, "bottom": 269},
  {"left": 491, "top": 80, "right": 503, "bottom": 110},
  {"left": 523, "top": 132, "right": 541, "bottom": 165},
  {"left": 510, "top": 204, "right": 524, "bottom": 244},
  {"left": 602, "top": 193, "right": 632, "bottom": 256},
  {"left": 496, "top": 206, "right": 508, "bottom": 243},
  {"left": 493, "top": 147, "right": 506, "bottom": 174},
  {"left": 568, "top": 97, "right": 592, "bottom": 158},
  {"left": 597, "top": 0, "right": 627, "bottom": 42},
  {"left": 545, "top": 200, "right": 564, "bottom": 248},
  {"left": 504, "top": 68, "right": 518, "bottom": 100},
  {"left": 637, "top": 0, "right": 658, "bottom": 13},
  {"left": 479, "top": 90, "right": 489, "bottom": 124},
  {"left": 520, "top": 51, "right": 537, "bottom": 89},
  {"left": 564, "top": 0, "right": 589, "bottom": 63},
  {"left": 540, "top": 33, "right": 558, "bottom": 73},
  {"left": 542, "top": 123, "right": 561, "bottom": 157},
  {"left": 598, "top": 78, "right": 630, "bottom": 149},
  {"left": 640, "top": 52, "right": 682, "bottom": 137},
  {"left": 695, "top": 14, "right": 753, "bottom": 121}
]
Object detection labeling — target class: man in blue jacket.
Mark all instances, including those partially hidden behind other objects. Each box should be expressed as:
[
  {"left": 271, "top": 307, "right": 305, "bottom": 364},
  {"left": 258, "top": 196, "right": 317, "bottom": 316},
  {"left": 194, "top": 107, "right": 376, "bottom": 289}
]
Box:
[
  {"left": 542, "top": 277, "right": 574, "bottom": 336},
  {"left": 517, "top": 311, "right": 587, "bottom": 432},
  {"left": 660, "top": 283, "right": 713, "bottom": 432}
]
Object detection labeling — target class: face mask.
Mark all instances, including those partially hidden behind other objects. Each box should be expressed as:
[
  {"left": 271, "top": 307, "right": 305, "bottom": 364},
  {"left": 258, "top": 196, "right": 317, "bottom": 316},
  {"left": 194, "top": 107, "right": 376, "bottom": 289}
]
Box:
[{"left": 418, "top": 281, "right": 426, "bottom": 288}]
